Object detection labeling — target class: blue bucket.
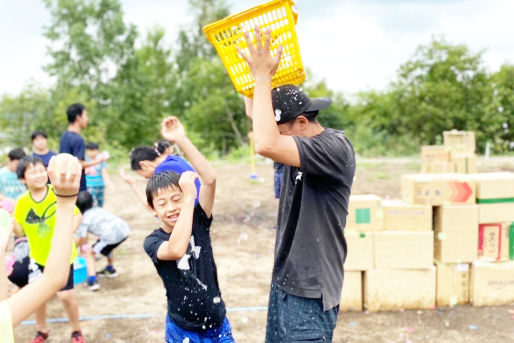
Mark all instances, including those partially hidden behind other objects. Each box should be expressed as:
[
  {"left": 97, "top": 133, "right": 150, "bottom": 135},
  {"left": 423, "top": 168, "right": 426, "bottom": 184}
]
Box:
[{"left": 73, "top": 257, "right": 88, "bottom": 284}]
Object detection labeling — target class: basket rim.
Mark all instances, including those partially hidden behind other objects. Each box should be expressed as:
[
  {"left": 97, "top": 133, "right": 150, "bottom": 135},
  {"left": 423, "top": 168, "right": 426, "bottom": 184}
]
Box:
[{"left": 202, "top": 0, "right": 295, "bottom": 34}]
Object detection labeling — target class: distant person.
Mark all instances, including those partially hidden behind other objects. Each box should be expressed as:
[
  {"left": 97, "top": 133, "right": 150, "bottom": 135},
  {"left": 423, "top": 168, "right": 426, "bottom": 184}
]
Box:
[
  {"left": 0, "top": 148, "right": 26, "bottom": 213},
  {"left": 120, "top": 143, "right": 199, "bottom": 212},
  {"left": 31, "top": 130, "right": 56, "bottom": 168},
  {"left": 238, "top": 27, "right": 356, "bottom": 342},
  {"left": 59, "top": 103, "right": 106, "bottom": 192},
  {"left": 85, "top": 142, "right": 112, "bottom": 207},
  {"left": 144, "top": 116, "right": 234, "bottom": 342},
  {"left": 76, "top": 191, "right": 130, "bottom": 291},
  {"left": 0, "top": 154, "right": 82, "bottom": 343},
  {"left": 14, "top": 156, "right": 86, "bottom": 343}
]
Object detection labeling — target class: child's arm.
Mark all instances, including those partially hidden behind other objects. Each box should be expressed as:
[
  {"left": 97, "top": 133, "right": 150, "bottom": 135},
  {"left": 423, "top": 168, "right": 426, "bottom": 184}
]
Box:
[
  {"left": 120, "top": 168, "right": 153, "bottom": 213},
  {"left": 161, "top": 116, "right": 216, "bottom": 217},
  {"left": 156, "top": 172, "right": 198, "bottom": 260},
  {"left": 0, "top": 219, "right": 14, "bottom": 301},
  {"left": 101, "top": 166, "right": 114, "bottom": 190},
  {"left": 7, "top": 154, "right": 81, "bottom": 326}
]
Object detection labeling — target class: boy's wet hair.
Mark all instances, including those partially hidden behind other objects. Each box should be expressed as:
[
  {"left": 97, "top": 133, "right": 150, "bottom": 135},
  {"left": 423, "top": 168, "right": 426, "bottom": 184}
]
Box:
[
  {"left": 66, "top": 103, "right": 85, "bottom": 123},
  {"left": 31, "top": 130, "right": 48, "bottom": 141},
  {"left": 76, "top": 191, "right": 94, "bottom": 214},
  {"left": 86, "top": 142, "right": 99, "bottom": 150},
  {"left": 130, "top": 146, "right": 159, "bottom": 171},
  {"left": 8, "top": 148, "right": 26, "bottom": 161},
  {"left": 146, "top": 171, "right": 181, "bottom": 209},
  {"left": 16, "top": 156, "right": 44, "bottom": 179}
]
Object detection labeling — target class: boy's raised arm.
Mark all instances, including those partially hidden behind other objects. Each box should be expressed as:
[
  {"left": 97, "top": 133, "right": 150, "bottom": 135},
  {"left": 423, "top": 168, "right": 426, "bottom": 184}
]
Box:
[
  {"left": 161, "top": 116, "right": 216, "bottom": 217},
  {"left": 156, "top": 172, "right": 198, "bottom": 261},
  {"left": 7, "top": 154, "right": 81, "bottom": 326}
]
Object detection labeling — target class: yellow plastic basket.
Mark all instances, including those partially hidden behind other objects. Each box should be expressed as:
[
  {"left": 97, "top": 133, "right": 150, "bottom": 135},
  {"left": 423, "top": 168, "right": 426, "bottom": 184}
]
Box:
[{"left": 203, "top": 0, "right": 305, "bottom": 97}]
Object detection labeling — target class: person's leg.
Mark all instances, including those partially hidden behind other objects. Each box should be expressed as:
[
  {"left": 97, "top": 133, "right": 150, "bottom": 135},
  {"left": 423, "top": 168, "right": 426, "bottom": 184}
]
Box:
[
  {"left": 278, "top": 290, "right": 338, "bottom": 342},
  {"left": 34, "top": 302, "right": 48, "bottom": 334},
  {"left": 85, "top": 246, "right": 100, "bottom": 291},
  {"left": 107, "top": 251, "right": 114, "bottom": 267},
  {"left": 96, "top": 186, "right": 105, "bottom": 207},
  {"left": 265, "top": 283, "right": 282, "bottom": 343},
  {"left": 57, "top": 289, "right": 81, "bottom": 332}
]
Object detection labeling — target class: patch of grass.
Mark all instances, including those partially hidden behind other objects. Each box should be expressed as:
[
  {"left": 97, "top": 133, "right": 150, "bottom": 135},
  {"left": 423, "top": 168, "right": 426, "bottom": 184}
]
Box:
[{"left": 373, "top": 173, "right": 392, "bottom": 180}]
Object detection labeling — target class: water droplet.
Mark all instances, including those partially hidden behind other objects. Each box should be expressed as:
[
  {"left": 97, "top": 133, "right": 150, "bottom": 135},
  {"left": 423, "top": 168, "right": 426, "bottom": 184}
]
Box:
[
  {"left": 275, "top": 109, "right": 282, "bottom": 121},
  {"left": 213, "top": 296, "right": 221, "bottom": 304}
]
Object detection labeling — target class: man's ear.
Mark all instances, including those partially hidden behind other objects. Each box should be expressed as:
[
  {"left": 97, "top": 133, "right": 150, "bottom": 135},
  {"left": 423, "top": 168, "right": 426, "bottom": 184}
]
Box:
[{"left": 296, "top": 116, "right": 309, "bottom": 130}]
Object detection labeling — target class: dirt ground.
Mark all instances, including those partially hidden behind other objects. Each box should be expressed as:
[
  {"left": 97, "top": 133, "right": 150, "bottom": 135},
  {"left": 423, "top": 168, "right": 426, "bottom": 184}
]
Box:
[{"left": 12, "top": 156, "right": 514, "bottom": 342}]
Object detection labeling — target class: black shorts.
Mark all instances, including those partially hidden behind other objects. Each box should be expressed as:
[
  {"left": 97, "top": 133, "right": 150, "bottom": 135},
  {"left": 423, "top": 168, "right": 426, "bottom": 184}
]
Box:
[
  {"left": 8, "top": 255, "right": 30, "bottom": 288},
  {"left": 34, "top": 263, "right": 75, "bottom": 291},
  {"left": 93, "top": 237, "right": 127, "bottom": 256}
]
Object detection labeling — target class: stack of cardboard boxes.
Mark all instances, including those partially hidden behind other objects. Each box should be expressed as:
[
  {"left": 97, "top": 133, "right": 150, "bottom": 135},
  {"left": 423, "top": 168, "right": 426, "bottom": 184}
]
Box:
[
  {"left": 469, "top": 172, "right": 514, "bottom": 306},
  {"left": 421, "top": 130, "right": 477, "bottom": 174},
  {"left": 340, "top": 170, "right": 514, "bottom": 312}
]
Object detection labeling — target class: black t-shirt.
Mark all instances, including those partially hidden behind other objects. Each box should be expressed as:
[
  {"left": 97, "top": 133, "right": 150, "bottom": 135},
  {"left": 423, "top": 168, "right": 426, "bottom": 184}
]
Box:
[
  {"left": 144, "top": 204, "right": 226, "bottom": 332},
  {"left": 274, "top": 128, "right": 355, "bottom": 311},
  {"left": 59, "top": 131, "right": 86, "bottom": 191}
]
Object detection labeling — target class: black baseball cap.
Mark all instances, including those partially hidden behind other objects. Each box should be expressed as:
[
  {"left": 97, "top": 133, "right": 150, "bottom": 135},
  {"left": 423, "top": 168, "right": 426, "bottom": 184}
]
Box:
[{"left": 271, "top": 84, "right": 332, "bottom": 124}]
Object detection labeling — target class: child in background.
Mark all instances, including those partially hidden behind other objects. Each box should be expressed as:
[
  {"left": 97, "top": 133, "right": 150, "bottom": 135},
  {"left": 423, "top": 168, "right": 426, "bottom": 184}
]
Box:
[
  {"left": 76, "top": 191, "right": 130, "bottom": 291},
  {"left": 14, "top": 156, "right": 85, "bottom": 343},
  {"left": 0, "top": 148, "right": 27, "bottom": 212},
  {"left": 0, "top": 154, "right": 82, "bottom": 343},
  {"left": 144, "top": 116, "right": 234, "bottom": 342},
  {"left": 154, "top": 139, "right": 175, "bottom": 157},
  {"left": 85, "top": 142, "right": 112, "bottom": 207},
  {"left": 31, "top": 130, "right": 57, "bottom": 168}
]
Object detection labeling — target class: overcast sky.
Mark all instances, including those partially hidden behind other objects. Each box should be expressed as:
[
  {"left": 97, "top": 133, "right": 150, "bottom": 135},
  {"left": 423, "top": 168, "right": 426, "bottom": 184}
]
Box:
[{"left": 0, "top": 0, "right": 513, "bottom": 97}]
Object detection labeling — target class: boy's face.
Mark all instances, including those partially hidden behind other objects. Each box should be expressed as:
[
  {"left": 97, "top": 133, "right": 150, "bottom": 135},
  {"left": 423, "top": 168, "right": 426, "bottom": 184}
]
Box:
[
  {"left": 22, "top": 163, "right": 48, "bottom": 190},
  {"left": 151, "top": 186, "right": 184, "bottom": 231},
  {"left": 136, "top": 161, "right": 155, "bottom": 179},
  {"left": 87, "top": 148, "right": 99, "bottom": 160},
  {"left": 6, "top": 158, "right": 19, "bottom": 173},
  {"left": 32, "top": 136, "right": 48, "bottom": 151},
  {"left": 77, "top": 110, "right": 89, "bottom": 128}
]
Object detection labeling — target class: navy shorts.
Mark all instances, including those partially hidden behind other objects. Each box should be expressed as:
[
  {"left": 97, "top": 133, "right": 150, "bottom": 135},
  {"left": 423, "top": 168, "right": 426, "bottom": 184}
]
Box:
[
  {"left": 165, "top": 315, "right": 234, "bottom": 343},
  {"left": 265, "top": 283, "right": 339, "bottom": 342},
  {"left": 32, "top": 262, "right": 74, "bottom": 291}
]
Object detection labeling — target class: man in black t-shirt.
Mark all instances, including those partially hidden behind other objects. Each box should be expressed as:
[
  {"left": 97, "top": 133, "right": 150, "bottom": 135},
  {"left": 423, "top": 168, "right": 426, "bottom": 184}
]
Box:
[
  {"left": 239, "top": 27, "right": 356, "bottom": 342},
  {"left": 59, "top": 103, "right": 106, "bottom": 192}
]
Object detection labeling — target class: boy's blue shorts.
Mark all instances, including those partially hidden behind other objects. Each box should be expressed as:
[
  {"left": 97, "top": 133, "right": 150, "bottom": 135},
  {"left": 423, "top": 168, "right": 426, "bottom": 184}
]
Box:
[{"left": 165, "top": 315, "right": 235, "bottom": 343}]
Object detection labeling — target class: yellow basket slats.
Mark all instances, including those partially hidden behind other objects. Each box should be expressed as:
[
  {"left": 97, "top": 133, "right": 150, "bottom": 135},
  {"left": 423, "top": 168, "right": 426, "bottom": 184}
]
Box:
[{"left": 203, "top": 0, "right": 305, "bottom": 97}]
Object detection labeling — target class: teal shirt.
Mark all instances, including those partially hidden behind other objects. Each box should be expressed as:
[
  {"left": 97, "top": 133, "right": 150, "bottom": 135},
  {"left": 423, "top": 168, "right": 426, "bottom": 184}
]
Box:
[
  {"left": 85, "top": 158, "right": 106, "bottom": 188},
  {"left": 0, "top": 167, "right": 26, "bottom": 199}
]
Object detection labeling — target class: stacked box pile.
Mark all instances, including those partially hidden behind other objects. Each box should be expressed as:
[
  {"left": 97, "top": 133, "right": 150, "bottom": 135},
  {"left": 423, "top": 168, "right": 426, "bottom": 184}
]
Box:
[
  {"left": 341, "top": 170, "right": 514, "bottom": 312},
  {"left": 420, "top": 130, "right": 477, "bottom": 174},
  {"left": 468, "top": 172, "right": 514, "bottom": 306}
]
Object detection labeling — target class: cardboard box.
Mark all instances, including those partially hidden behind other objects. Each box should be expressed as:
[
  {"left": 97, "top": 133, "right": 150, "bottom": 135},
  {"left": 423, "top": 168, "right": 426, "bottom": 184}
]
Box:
[
  {"left": 451, "top": 154, "right": 478, "bottom": 174},
  {"left": 374, "top": 231, "right": 433, "bottom": 269},
  {"left": 471, "top": 172, "right": 514, "bottom": 223},
  {"left": 344, "top": 231, "right": 374, "bottom": 271},
  {"left": 382, "top": 200, "right": 432, "bottom": 231},
  {"left": 364, "top": 267, "right": 436, "bottom": 312},
  {"left": 421, "top": 145, "right": 450, "bottom": 163},
  {"left": 471, "top": 172, "right": 514, "bottom": 199},
  {"left": 443, "top": 130, "right": 476, "bottom": 153},
  {"left": 478, "top": 203, "right": 514, "bottom": 224},
  {"left": 470, "top": 261, "right": 514, "bottom": 306},
  {"left": 422, "top": 161, "right": 456, "bottom": 173},
  {"left": 401, "top": 174, "right": 475, "bottom": 205},
  {"left": 478, "top": 223, "right": 510, "bottom": 261},
  {"left": 436, "top": 262, "right": 469, "bottom": 307},
  {"left": 346, "top": 195, "right": 383, "bottom": 231},
  {"left": 434, "top": 205, "right": 478, "bottom": 263},
  {"left": 340, "top": 271, "right": 362, "bottom": 311}
]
